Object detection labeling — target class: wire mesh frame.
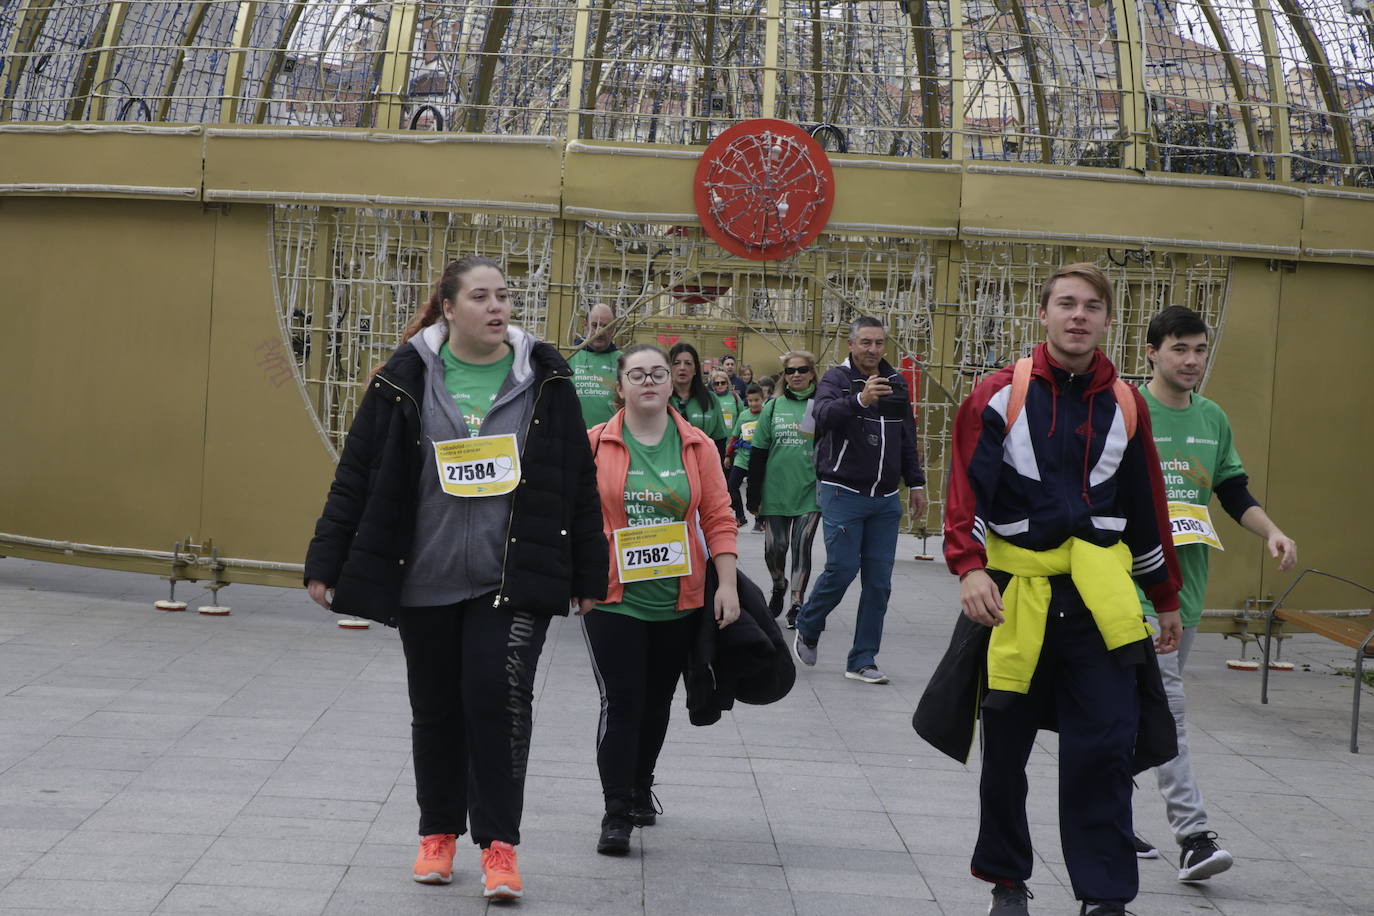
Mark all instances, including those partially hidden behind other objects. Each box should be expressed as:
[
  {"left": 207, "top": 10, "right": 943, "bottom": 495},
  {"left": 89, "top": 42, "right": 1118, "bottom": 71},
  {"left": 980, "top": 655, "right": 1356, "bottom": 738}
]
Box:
[
  {"left": 0, "top": 1, "right": 1369, "bottom": 181},
  {"left": 950, "top": 243, "right": 1232, "bottom": 398},
  {"left": 573, "top": 1, "right": 768, "bottom": 145},
  {"left": 404, "top": 1, "right": 578, "bottom": 136},
  {"left": 269, "top": 205, "right": 555, "bottom": 457},
  {"left": 570, "top": 219, "right": 946, "bottom": 530}
]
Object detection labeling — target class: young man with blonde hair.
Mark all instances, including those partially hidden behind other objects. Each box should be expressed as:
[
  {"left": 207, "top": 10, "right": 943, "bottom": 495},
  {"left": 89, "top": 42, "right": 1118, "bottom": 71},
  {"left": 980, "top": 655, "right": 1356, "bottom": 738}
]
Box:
[{"left": 932, "top": 263, "right": 1182, "bottom": 916}]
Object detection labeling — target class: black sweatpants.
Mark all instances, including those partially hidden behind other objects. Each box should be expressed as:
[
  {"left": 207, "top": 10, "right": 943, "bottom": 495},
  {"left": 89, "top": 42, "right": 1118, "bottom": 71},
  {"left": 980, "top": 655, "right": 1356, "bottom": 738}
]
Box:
[
  {"left": 972, "top": 580, "right": 1142, "bottom": 904},
  {"left": 397, "top": 596, "right": 550, "bottom": 846},
  {"left": 581, "top": 608, "right": 698, "bottom": 809}
]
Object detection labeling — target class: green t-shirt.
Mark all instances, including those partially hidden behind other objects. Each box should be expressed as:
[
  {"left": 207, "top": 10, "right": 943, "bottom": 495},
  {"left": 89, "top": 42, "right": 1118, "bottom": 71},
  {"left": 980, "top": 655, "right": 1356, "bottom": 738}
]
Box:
[
  {"left": 751, "top": 394, "right": 819, "bottom": 517},
  {"left": 440, "top": 345, "right": 514, "bottom": 436},
  {"left": 670, "top": 392, "right": 728, "bottom": 441},
  {"left": 596, "top": 422, "right": 693, "bottom": 622},
  {"left": 730, "top": 407, "right": 764, "bottom": 472},
  {"left": 715, "top": 391, "right": 741, "bottom": 433},
  {"left": 1137, "top": 386, "right": 1247, "bottom": 628},
  {"left": 568, "top": 347, "right": 619, "bottom": 429}
]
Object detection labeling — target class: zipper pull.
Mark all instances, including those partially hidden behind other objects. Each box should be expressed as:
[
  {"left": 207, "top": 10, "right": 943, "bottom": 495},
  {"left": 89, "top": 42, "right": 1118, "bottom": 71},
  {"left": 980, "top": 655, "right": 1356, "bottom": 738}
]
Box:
[{"left": 492, "top": 595, "right": 501, "bottom": 609}]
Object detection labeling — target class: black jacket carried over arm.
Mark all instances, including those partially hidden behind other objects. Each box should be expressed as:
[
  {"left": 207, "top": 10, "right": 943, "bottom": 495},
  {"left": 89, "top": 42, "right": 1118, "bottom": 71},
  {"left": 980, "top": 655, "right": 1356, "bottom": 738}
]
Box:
[
  {"left": 304, "top": 338, "right": 608, "bottom": 626},
  {"left": 684, "top": 566, "right": 796, "bottom": 726}
]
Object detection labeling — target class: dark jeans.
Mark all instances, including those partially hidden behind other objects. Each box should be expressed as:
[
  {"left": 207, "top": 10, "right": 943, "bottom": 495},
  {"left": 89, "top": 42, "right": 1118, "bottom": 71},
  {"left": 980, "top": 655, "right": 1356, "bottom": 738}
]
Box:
[
  {"left": 397, "top": 596, "right": 549, "bottom": 846},
  {"left": 581, "top": 608, "right": 697, "bottom": 809},
  {"left": 973, "top": 581, "right": 1141, "bottom": 904},
  {"left": 794, "top": 484, "right": 902, "bottom": 670}
]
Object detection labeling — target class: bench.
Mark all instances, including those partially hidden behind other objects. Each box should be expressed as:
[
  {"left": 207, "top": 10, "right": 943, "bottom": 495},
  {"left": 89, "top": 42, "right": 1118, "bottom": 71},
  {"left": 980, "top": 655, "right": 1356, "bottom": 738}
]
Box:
[{"left": 1260, "top": 569, "right": 1374, "bottom": 753}]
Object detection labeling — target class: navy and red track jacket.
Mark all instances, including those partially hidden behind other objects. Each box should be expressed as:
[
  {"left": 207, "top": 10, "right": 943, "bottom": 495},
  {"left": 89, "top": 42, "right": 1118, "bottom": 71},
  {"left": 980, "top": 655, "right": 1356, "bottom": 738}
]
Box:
[{"left": 943, "top": 344, "right": 1181, "bottom": 613}]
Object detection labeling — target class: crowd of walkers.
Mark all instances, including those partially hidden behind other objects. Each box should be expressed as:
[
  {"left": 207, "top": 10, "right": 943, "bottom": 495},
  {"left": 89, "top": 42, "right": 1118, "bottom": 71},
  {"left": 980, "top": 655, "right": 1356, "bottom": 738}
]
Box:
[{"left": 303, "top": 257, "right": 1294, "bottom": 915}]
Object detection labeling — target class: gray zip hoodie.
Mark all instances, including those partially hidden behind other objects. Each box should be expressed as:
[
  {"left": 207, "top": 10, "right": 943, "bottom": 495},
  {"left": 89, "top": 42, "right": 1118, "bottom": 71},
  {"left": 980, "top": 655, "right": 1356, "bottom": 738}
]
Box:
[{"left": 399, "top": 322, "right": 537, "bottom": 608}]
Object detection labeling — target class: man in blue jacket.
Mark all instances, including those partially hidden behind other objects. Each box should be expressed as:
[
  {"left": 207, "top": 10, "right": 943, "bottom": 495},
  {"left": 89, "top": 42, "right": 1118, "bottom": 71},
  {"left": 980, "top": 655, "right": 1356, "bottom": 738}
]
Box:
[{"left": 792, "top": 316, "right": 926, "bottom": 684}]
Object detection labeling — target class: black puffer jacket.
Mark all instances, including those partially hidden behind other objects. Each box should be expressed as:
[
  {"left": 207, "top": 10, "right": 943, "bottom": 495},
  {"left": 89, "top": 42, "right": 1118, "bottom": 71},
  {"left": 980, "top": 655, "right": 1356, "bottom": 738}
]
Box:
[{"left": 304, "top": 338, "right": 609, "bottom": 626}]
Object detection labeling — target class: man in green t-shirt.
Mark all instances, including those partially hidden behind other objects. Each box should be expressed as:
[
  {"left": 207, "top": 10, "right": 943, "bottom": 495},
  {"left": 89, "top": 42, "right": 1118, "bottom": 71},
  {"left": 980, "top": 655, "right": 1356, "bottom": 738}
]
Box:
[
  {"left": 567, "top": 303, "right": 620, "bottom": 428},
  {"left": 1135, "top": 306, "right": 1297, "bottom": 882}
]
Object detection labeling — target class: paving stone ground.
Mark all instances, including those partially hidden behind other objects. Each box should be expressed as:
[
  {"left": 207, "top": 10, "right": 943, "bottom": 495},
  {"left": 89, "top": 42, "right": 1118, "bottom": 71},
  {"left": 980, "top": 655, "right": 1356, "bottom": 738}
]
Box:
[{"left": 1, "top": 531, "right": 1371, "bottom": 915}]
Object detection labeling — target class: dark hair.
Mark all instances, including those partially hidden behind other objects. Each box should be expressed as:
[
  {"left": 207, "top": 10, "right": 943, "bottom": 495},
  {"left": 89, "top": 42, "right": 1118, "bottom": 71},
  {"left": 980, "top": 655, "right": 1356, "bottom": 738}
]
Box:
[
  {"left": 401, "top": 255, "right": 503, "bottom": 344},
  {"left": 720, "top": 353, "right": 736, "bottom": 363},
  {"left": 668, "top": 341, "right": 714, "bottom": 411},
  {"left": 370, "top": 256, "right": 502, "bottom": 379},
  {"left": 611, "top": 343, "right": 670, "bottom": 410},
  {"left": 744, "top": 383, "right": 763, "bottom": 397},
  {"left": 1039, "top": 262, "right": 1113, "bottom": 316},
  {"left": 1146, "top": 305, "right": 1210, "bottom": 350},
  {"left": 847, "top": 316, "right": 884, "bottom": 341}
]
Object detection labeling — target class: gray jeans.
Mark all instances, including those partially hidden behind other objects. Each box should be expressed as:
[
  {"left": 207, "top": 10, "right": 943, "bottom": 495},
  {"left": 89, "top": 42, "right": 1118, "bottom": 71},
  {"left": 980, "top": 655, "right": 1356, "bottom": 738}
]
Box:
[{"left": 1154, "top": 625, "right": 1208, "bottom": 842}]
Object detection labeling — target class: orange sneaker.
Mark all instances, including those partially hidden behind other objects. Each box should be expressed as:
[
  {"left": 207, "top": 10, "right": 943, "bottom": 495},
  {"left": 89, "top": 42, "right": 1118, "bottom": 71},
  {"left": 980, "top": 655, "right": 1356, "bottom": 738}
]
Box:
[
  {"left": 480, "top": 840, "right": 523, "bottom": 899},
  {"left": 413, "top": 833, "right": 456, "bottom": 884}
]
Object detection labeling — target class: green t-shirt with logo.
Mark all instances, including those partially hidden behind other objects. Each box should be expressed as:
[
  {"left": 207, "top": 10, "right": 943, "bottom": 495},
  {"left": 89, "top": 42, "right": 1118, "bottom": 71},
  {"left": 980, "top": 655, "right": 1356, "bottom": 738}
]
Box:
[
  {"left": 568, "top": 348, "right": 619, "bottom": 429},
  {"left": 751, "top": 393, "right": 820, "bottom": 517},
  {"left": 1137, "top": 386, "right": 1247, "bottom": 628},
  {"left": 440, "top": 345, "right": 514, "bottom": 436},
  {"left": 670, "top": 392, "right": 728, "bottom": 441},
  {"left": 596, "top": 422, "right": 693, "bottom": 622},
  {"left": 715, "top": 391, "right": 741, "bottom": 434},
  {"left": 730, "top": 407, "right": 764, "bottom": 472}
]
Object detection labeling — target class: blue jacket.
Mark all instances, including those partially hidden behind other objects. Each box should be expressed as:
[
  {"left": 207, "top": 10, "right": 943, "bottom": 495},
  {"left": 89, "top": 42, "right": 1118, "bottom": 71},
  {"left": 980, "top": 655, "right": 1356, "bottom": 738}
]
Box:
[
  {"left": 943, "top": 344, "right": 1180, "bottom": 612},
  {"left": 811, "top": 357, "right": 925, "bottom": 496}
]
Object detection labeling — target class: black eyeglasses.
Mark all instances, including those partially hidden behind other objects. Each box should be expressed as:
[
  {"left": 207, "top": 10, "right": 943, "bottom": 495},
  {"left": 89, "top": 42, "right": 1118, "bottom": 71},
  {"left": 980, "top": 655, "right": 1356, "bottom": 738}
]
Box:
[
  {"left": 623, "top": 367, "right": 669, "bottom": 385},
  {"left": 782, "top": 366, "right": 812, "bottom": 376}
]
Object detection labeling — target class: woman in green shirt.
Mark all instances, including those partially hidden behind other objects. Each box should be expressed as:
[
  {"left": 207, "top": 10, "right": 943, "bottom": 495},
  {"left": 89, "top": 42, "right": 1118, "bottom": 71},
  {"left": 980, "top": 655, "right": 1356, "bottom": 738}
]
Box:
[
  {"left": 711, "top": 367, "right": 742, "bottom": 434},
  {"left": 747, "top": 350, "right": 821, "bottom": 628},
  {"left": 583, "top": 344, "right": 740, "bottom": 856},
  {"left": 667, "top": 342, "right": 728, "bottom": 455}
]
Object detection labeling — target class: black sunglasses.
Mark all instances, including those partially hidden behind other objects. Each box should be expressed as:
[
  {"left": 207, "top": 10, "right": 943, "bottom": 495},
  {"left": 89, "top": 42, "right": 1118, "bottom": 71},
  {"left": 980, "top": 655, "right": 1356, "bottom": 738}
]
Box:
[{"left": 782, "top": 366, "right": 812, "bottom": 376}]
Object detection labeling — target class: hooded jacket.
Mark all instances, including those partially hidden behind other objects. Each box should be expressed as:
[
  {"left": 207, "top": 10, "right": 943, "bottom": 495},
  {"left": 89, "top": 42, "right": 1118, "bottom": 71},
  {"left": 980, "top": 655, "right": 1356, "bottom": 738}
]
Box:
[
  {"left": 304, "top": 326, "right": 608, "bottom": 625},
  {"left": 588, "top": 409, "right": 738, "bottom": 611},
  {"left": 943, "top": 343, "right": 1181, "bottom": 613},
  {"left": 811, "top": 357, "right": 925, "bottom": 497}
]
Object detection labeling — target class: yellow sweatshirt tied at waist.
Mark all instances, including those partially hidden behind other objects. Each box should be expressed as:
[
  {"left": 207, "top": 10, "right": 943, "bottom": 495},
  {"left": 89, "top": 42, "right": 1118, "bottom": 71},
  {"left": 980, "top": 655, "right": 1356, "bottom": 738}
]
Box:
[{"left": 984, "top": 534, "right": 1153, "bottom": 693}]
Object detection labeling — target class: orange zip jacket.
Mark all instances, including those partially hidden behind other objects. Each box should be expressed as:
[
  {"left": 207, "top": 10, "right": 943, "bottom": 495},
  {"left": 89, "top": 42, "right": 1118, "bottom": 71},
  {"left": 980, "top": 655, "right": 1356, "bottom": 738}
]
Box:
[{"left": 589, "top": 409, "right": 739, "bottom": 610}]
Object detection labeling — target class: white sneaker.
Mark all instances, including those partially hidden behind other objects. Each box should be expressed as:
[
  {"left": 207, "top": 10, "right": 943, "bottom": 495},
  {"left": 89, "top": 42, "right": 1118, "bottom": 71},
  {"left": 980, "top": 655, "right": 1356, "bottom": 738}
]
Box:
[{"left": 844, "top": 666, "right": 890, "bottom": 684}]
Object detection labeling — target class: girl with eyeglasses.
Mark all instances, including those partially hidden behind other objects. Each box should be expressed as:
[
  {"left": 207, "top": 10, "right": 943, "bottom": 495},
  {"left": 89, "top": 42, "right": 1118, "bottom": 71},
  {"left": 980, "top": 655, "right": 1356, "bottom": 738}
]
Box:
[
  {"left": 747, "top": 350, "right": 822, "bottom": 628},
  {"left": 667, "top": 342, "right": 728, "bottom": 456},
  {"left": 583, "top": 344, "right": 740, "bottom": 856}
]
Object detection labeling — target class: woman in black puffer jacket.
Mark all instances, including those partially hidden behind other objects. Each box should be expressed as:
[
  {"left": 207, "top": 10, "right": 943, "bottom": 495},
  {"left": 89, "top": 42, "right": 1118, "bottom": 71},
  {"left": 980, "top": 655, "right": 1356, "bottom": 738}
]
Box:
[{"left": 304, "top": 256, "right": 607, "bottom": 901}]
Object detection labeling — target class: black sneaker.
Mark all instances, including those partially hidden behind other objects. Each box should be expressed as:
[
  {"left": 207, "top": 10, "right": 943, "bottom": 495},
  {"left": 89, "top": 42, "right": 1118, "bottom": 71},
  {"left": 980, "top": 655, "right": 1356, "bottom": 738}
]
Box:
[
  {"left": 1133, "top": 833, "right": 1158, "bottom": 859},
  {"left": 1177, "top": 830, "right": 1233, "bottom": 881},
  {"left": 785, "top": 603, "right": 800, "bottom": 629},
  {"left": 768, "top": 586, "right": 786, "bottom": 617},
  {"left": 596, "top": 813, "right": 633, "bottom": 855},
  {"left": 628, "top": 786, "right": 661, "bottom": 827},
  {"left": 1080, "top": 903, "right": 1130, "bottom": 916},
  {"left": 989, "top": 882, "right": 1033, "bottom": 915}
]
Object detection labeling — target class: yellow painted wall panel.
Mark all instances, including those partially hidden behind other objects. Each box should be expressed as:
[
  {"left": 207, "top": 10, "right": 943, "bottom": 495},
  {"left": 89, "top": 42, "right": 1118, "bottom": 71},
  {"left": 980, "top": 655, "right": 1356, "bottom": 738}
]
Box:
[
  {"left": 1199, "top": 260, "right": 1281, "bottom": 610},
  {"left": 563, "top": 143, "right": 699, "bottom": 221},
  {"left": 828, "top": 160, "right": 960, "bottom": 235},
  {"left": 0, "top": 127, "right": 203, "bottom": 200},
  {"left": 960, "top": 168, "right": 1303, "bottom": 256},
  {"left": 197, "top": 205, "right": 337, "bottom": 568},
  {"left": 1264, "top": 263, "right": 1374, "bottom": 609},
  {"left": 0, "top": 197, "right": 213, "bottom": 549},
  {"left": 1301, "top": 192, "right": 1374, "bottom": 262},
  {"left": 203, "top": 129, "right": 562, "bottom": 214}
]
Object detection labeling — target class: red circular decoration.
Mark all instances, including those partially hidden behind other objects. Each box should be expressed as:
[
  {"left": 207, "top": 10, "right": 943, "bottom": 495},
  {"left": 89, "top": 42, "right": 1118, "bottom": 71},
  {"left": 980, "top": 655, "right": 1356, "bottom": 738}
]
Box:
[{"left": 694, "top": 119, "right": 835, "bottom": 261}]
